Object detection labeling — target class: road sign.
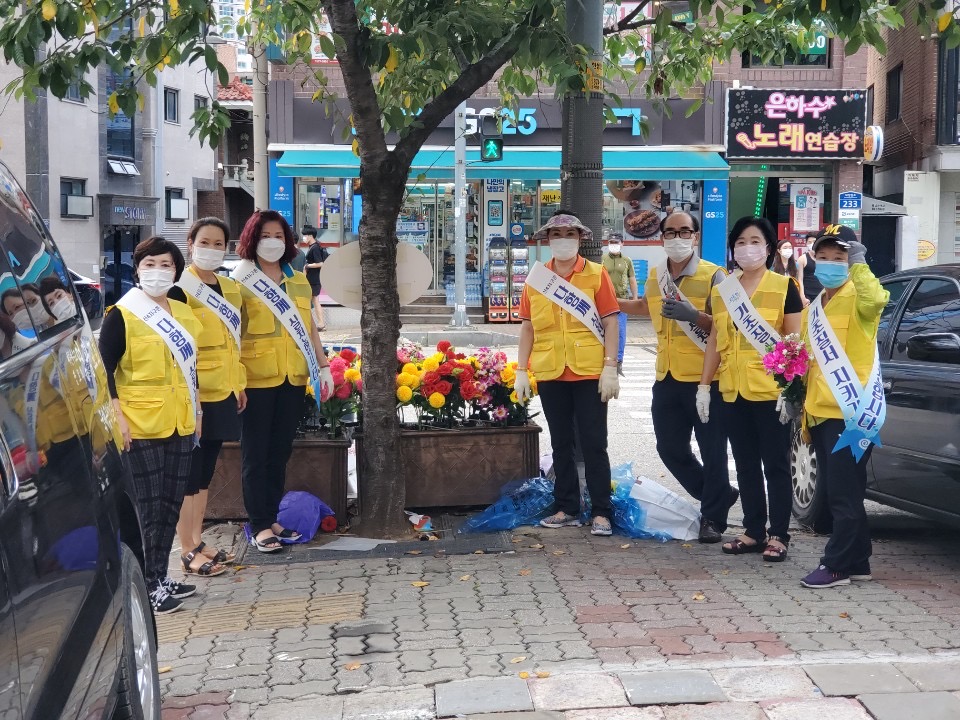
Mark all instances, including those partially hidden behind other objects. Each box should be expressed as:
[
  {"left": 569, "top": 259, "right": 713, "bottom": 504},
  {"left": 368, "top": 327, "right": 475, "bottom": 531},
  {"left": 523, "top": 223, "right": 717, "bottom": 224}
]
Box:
[{"left": 839, "top": 191, "right": 862, "bottom": 210}]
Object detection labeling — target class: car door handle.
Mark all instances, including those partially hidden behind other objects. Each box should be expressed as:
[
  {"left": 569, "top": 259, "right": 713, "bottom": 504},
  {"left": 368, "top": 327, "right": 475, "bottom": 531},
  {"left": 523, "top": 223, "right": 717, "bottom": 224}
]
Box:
[{"left": 882, "top": 381, "right": 892, "bottom": 392}]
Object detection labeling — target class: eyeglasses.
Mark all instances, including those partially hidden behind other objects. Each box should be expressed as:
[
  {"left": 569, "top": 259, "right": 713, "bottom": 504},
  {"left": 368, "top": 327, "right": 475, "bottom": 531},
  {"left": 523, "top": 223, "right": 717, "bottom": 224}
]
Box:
[{"left": 662, "top": 230, "right": 695, "bottom": 239}]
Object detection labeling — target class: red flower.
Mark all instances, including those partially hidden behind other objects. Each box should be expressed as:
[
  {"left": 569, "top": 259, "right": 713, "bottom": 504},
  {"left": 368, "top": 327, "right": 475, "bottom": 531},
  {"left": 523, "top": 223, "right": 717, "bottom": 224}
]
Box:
[
  {"left": 335, "top": 383, "right": 353, "bottom": 399},
  {"left": 461, "top": 380, "right": 481, "bottom": 400},
  {"left": 320, "top": 516, "right": 338, "bottom": 533},
  {"left": 438, "top": 362, "right": 454, "bottom": 375},
  {"left": 437, "top": 340, "right": 452, "bottom": 353},
  {"left": 435, "top": 380, "right": 453, "bottom": 396},
  {"left": 455, "top": 353, "right": 466, "bottom": 360},
  {"left": 446, "top": 349, "right": 457, "bottom": 360},
  {"left": 421, "top": 383, "right": 439, "bottom": 397},
  {"left": 332, "top": 371, "right": 346, "bottom": 386},
  {"left": 423, "top": 371, "right": 441, "bottom": 385},
  {"left": 339, "top": 348, "right": 357, "bottom": 362}
]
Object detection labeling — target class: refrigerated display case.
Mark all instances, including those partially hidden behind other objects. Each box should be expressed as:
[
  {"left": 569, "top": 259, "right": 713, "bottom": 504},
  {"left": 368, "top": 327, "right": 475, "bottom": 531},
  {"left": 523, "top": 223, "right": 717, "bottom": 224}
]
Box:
[
  {"left": 487, "top": 236, "right": 509, "bottom": 322},
  {"left": 508, "top": 238, "right": 528, "bottom": 322}
]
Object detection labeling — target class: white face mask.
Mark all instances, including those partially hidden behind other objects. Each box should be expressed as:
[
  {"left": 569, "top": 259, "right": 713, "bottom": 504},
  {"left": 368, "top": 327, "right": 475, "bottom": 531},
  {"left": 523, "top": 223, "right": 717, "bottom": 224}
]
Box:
[
  {"left": 192, "top": 247, "right": 226, "bottom": 271},
  {"left": 779, "top": 247, "right": 794, "bottom": 259},
  {"left": 11, "top": 308, "right": 32, "bottom": 331},
  {"left": 51, "top": 297, "right": 74, "bottom": 321},
  {"left": 549, "top": 237, "right": 579, "bottom": 261},
  {"left": 257, "top": 238, "right": 286, "bottom": 262},
  {"left": 734, "top": 244, "right": 769, "bottom": 271},
  {"left": 139, "top": 268, "right": 176, "bottom": 297},
  {"left": 663, "top": 237, "right": 694, "bottom": 263},
  {"left": 608, "top": 243, "right": 622, "bottom": 255}
]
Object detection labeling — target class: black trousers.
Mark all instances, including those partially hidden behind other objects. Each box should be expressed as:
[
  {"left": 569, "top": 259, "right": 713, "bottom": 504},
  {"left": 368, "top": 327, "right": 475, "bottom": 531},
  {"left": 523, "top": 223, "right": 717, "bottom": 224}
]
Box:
[
  {"left": 241, "top": 381, "right": 305, "bottom": 535},
  {"left": 723, "top": 397, "right": 792, "bottom": 543},
  {"left": 811, "top": 419, "right": 873, "bottom": 572},
  {"left": 126, "top": 434, "right": 194, "bottom": 587},
  {"left": 538, "top": 379, "right": 612, "bottom": 519},
  {"left": 184, "top": 438, "right": 224, "bottom": 495},
  {"left": 652, "top": 375, "right": 734, "bottom": 528}
]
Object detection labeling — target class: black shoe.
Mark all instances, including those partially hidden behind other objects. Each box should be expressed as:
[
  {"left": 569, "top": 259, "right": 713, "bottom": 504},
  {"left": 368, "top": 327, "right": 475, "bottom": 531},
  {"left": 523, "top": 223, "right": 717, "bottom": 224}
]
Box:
[
  {"left": 149, "top": 584, "right": 183, "bottom": 615},
  {"left": 162, "top": 577, "right": 197, "bottom": 599},
  {"left": 698, "top": 518, "right": 723, "bottom": 543}
]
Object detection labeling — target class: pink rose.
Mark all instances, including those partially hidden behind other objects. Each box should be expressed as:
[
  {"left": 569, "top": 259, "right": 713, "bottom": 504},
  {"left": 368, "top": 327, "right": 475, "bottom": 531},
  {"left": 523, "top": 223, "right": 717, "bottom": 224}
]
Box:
[
  {"left": 330, "top": 357, "right": 348, "bottom": 372},
  {"left": 335, "top": 382, "right": 353, "bottom": 399}
]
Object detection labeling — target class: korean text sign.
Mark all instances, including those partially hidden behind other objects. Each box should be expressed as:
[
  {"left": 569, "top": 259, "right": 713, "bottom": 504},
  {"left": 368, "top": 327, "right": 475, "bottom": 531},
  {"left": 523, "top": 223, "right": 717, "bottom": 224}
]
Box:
[{"left": 725, "top": 89, "right": 867, "bottom": 160}]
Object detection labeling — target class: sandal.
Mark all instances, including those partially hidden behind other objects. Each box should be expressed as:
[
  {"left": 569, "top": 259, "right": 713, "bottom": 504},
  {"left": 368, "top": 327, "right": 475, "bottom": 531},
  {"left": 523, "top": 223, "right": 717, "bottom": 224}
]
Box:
[
  {"left": 722, "top": 536, "right": 767, "bottom": 555},
  {"left": 196, "top": 541, "right": 236, "bottom": 565},
  {"left": 181, "top": 549, "right": 227, "bottom": 577},
  {"left": 763, "top": 536, "right": 789, "bottom": 563},
  {"left": 275, "top": 527, "right": 302, "bottom": 541},
  {"left": 254, "top": 534, "right": 284, "bottom": 553}
]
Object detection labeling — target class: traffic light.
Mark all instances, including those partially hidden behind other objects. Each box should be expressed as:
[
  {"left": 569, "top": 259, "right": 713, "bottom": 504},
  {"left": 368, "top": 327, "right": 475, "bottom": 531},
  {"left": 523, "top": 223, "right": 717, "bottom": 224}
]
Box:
[{"left": 481, "top": 137, "right": 503, "bottom": 162}]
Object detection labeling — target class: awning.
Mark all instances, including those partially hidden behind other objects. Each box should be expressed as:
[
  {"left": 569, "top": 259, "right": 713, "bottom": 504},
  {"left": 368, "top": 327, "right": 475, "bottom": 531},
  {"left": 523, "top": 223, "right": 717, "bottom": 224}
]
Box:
[{"left": 274, "top": 145, "right": 729, "bottom": 181}]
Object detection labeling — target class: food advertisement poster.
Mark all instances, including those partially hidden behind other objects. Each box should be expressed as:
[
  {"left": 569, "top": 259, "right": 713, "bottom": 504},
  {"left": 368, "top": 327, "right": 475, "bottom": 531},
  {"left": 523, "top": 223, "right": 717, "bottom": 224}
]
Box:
[{"left": 607, "top": 180, "right": 701, "bottom": 245}]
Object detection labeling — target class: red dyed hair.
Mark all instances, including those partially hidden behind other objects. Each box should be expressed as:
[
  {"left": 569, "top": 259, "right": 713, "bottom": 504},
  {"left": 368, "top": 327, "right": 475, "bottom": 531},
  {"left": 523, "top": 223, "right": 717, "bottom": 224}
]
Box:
[{"left": 236, "top": 210, "right": 298, "bottom": 264}]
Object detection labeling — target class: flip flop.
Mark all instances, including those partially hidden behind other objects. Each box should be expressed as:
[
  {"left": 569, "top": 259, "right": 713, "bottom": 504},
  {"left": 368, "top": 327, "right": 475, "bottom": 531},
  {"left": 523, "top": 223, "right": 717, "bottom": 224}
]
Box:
[
  {"left": 254, "top": 535, "right": 283, "bottom": 553},
  {"left": 275, "top": 527, "right": 302, "bottom": 542}
]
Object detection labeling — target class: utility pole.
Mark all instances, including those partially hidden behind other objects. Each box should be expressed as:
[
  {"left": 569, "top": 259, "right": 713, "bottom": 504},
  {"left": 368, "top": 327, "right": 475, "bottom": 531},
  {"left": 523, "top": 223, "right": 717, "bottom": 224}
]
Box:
[
  {"left": 251, "top": 42, "right": 269, "bottom": 209},
  {"left": 561, "top": 0, "right": 604, "bottom": 261},
  {"left": 449, "top": 101, "right": 470, "bottom": 327}
]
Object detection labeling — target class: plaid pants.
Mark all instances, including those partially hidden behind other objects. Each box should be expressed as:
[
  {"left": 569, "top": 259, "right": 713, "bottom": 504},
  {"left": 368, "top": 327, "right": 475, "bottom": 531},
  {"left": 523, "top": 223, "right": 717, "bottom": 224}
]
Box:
[{"left": 126, "top": 434, "right": 194, "bottom": 586}]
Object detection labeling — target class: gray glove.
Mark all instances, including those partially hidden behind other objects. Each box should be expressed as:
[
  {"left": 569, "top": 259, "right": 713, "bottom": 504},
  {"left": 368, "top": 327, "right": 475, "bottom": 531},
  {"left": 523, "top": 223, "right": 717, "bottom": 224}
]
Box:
[
  {"left": 662, "top": 297, "right": 700, "bottom": 324},
  {"left": 847, "top": 240, "right": 867, "bottom": 267}
]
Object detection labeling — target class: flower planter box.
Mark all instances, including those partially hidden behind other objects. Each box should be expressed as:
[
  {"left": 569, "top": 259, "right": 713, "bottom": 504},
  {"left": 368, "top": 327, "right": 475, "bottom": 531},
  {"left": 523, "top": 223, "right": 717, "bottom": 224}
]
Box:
[
  {"left": 358, "top": 422, "right": 541, "bottom": 508},
  {"left": 205, "top": 437, "right": 351, "bottom": 522}
]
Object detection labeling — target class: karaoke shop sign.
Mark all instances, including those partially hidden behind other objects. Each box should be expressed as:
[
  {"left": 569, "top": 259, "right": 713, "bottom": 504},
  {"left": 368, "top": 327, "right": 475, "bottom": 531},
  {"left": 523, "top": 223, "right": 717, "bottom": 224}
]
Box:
[{"left": 725, "top": 89, "right": 867, "bottom": 159}]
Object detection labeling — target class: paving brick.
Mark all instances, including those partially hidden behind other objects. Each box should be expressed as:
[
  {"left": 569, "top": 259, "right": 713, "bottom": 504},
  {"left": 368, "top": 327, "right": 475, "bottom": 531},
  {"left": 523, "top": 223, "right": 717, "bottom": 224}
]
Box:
[
  {"left": 253, "top": 696, "right": 344, "bottom": 719},
  {"left": 436, "top": 678, "right": 534, "bottom": 717},
  {"left": 341, "top": 686, "right": 434, "bottom": 720},
  {"left": 713, "top": 667, "right": 817, "bottom": 701},
  {"left": 895, "top": 661, "right": 960, "bottom": 691},
  {"left": 803, "top": 663, "right": 917, "bottom": 696},
  {"left": 163, "top": 693, "right": 231, "bottom": 709},
  {"left": 761, "top": 698, "right": 871, "bottom": 720},
  {"left": 529, "top": 672, "right": 628, "bottom": 710},
  {"left": 190, "top": 705, "right": 229, "bottom": 720},
  {"left": 620, "top": 670, "right": 727, "bottom": 706},
  {"left": 858, "top": 692, "right": 960, "bottom": 720},
  {"left": 567, "top": 709, "right": 666, "bottom": 720},
  {"left": 662, "top": 702, "right": 765, "bottom": 720}
]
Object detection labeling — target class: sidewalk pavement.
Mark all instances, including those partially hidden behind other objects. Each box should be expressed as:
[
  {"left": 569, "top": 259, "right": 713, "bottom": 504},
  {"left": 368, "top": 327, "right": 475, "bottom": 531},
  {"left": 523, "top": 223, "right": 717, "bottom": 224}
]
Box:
[{"left": 158, "top": 519, "right": 960, "bottom": 720}]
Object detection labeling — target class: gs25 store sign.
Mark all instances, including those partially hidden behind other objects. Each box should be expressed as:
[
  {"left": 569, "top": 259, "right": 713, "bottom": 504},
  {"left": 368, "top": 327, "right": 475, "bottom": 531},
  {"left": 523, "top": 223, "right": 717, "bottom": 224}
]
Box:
[
  {"left": 460, "top": 105, "right": 646, "bottom": 137},
  {"left": 725, "top": 89, "right": 867, "bottom": 160}
]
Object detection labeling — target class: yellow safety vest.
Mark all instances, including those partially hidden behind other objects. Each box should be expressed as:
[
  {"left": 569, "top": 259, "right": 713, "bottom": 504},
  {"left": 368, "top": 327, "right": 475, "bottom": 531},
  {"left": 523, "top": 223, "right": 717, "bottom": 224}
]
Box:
[
  {"left": 645, "top": 259, "right": 723, "bottom": 382},
  {"left": 182, "top": 267, "right": 247, "bottom": 403},
  {"left": 528, "top": 260, "right": 606, "bottom": 381},
  {"left": 36, "top": 353, "right": 82, "bottom": 447},
  {"left": 239, "top": 269, "right": 314, "bottom": 389},
  {"left": 802, "top": 269, "right": 884, "bottom": 420},
  {"left": 114, "top": 301, "right": 202, "bottom": 440},
  {"left": 712, "top": 271, "right": 790, "bottom": 402}
]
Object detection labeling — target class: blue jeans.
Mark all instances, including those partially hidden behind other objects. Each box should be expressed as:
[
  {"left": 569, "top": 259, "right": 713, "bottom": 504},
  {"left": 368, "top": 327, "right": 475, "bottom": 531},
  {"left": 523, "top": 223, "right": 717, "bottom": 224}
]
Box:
[{"left": 617, "top": 311, "right": 627, "bottom": 362}]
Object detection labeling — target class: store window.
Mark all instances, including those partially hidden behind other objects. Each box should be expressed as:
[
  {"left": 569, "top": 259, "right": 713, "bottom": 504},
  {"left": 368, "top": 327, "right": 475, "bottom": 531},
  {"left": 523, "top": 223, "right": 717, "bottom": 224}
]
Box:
[
  {"left": 539, "top": 181, "right": 562, "bottom": 227},
  {"left": 164, "top": 87, "right": 180, "bottom": 124},
  {"left": 165, "top": 188, "right": 188, "bottom": 221},
  {"left": 60, "top": 178, "right": 93, "bottom": 218},
  {"left": 886, "top": 65, "right": 903, "bottom": 123},
  {"left": 295, "top": 180, "right": 343, "bottom": 243}
]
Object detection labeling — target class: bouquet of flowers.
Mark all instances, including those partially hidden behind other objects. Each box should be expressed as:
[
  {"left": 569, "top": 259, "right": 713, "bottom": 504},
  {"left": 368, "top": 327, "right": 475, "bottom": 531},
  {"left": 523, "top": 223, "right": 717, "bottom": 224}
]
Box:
[
  {"left": 762, "top": 333, "right": 809, "bottom": 423},
  {"left": 315, "top": 347, "right": 362, "bottom": 438}
]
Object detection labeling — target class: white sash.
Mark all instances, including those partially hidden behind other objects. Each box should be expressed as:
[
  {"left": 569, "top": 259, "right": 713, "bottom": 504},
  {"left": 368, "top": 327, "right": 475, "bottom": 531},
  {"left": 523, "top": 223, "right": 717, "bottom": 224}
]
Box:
[
  {"left": 234, "top": 260, "right": 322, "bottom": 401},
  {"left": 656, "top": 261, "right": 708, "bottom": 352},
  {"left": 177, "top": 270, "right": 242, "bottom": 351},
  {"left": 526, "top": 261, "right": 605, "bottom": 344},
  {"left": 807, "top": 294, "right": 886, "bottom": 460},
  {"left": 715, "top": 273, "right": 781, "bottom": 356},
  {"left": 117, "top": 289, "right": 199, "bottom": 431},
  {"left": 24, "top": 352, "right": 49, "bottom": 452}
]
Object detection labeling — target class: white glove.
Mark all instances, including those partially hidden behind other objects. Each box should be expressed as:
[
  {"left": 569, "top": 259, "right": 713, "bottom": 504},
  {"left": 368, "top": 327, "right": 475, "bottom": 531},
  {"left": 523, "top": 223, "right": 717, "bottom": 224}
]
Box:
[
  {"left": 514, "top": 370, "right": 532, "bottom": 403},
  {"left": 318, "top": 366, "right": 334, "bottom": 401},
  {"left": 776, "top": 395, "right": 802, "bottom": 425},
  {"left": 599, "top": 365, "right": 620, "bottom": 402},
  {"left": 695, "top": 384, "right": 711, "bottom": 424}
]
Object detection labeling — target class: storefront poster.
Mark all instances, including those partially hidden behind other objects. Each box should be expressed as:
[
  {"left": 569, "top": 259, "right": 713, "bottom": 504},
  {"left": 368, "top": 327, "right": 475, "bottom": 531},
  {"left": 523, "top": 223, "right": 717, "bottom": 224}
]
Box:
[
  {"left": 608, "top": 180, "right": 702, "bottom": 246},
  {"left": 790, "top": 183, "right": 824, "bottom": 234},
  {"left": 700, "top": 182, "right": 727, "bottom": 267},
  {"left": 726, "top": 89, "right": 867, "bottom": 159},
  {"left": 397, "top": 221, "right": 430, "bottom": 251},
  {"left": 268, "top": 157, "right": 294, "bottom": 225}
]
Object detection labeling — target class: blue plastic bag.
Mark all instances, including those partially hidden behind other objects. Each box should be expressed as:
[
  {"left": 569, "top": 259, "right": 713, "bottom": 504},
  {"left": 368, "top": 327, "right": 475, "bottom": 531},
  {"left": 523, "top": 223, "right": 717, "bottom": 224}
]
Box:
[
  {"left": 245, "top": 491, "right": 333, "bottom": 545},
  {"left": 610, "top": 463, "right": 670, "bottom": 542},
  {"left": 459, "top": 476, "right": 556, "bottom": 533}
]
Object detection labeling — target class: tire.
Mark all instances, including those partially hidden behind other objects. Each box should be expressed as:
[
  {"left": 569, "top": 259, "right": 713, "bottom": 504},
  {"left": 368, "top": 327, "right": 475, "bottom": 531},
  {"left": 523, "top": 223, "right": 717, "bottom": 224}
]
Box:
[
  {"left": 790, "top": 422, "right": 832, "bottom": 534},
  {"left": 112, "top": 544, "right": 161, "bottom": 720}
]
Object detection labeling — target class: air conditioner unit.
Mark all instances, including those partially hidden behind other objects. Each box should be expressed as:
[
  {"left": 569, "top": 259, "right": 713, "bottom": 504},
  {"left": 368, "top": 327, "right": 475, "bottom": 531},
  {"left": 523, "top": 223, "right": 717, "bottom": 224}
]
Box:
[
  {"left": 66, "top": 195, "right": 94, "bottom": 217},
  {"left": 168, "top": 198, "right": 190, "bottom": 220}
]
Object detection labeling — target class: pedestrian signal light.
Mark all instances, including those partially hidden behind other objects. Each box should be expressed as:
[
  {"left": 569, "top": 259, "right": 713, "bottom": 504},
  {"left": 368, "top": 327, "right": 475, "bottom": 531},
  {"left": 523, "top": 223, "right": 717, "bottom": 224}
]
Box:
[{"left": 481, "top": 138, "right": 503, "bottom": 162}]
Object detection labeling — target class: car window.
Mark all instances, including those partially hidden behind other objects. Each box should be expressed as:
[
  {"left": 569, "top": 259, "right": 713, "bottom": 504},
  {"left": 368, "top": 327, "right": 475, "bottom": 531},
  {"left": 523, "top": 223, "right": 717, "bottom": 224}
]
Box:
[
  {"left": 892, "top": 278, "right": 960, "bottom": 361},
  {"left": 878, "top": 278, "right": 913, "bottom": 350}
]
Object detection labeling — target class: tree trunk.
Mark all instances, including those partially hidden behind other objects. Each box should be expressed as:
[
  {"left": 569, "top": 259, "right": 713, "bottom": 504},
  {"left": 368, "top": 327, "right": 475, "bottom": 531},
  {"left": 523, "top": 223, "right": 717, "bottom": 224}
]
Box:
[{"left": 355, "top": 159, "right": 409, "bottom": 537}]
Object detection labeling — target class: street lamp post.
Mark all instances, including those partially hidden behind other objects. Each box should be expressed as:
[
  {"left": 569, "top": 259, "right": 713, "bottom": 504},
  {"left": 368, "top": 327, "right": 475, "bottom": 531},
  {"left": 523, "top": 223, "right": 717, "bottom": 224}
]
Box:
[{"left": 449, "top": 101, "right": 470, "bottom": 327}]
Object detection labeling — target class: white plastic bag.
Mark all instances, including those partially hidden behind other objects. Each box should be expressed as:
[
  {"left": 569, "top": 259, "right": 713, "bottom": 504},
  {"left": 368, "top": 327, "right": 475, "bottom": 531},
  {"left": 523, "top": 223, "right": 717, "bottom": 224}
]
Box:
[{"left": 629, "top": 476, "right": 701, "bottom": 541}]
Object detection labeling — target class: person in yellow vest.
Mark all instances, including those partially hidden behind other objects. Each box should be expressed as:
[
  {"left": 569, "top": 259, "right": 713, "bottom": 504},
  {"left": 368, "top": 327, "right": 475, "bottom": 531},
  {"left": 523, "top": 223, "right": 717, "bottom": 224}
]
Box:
[
  {"left": 799, "top": 225, "right": 889, "bottom": 589},
  {"left": 600, "top": 233, "right": 636, "bottom": 375},
  {"left": 168, "top": 218, "right": 246, "bottom": 577},
  {"left": 98, "top": 236, "right": 203, "bottom": 614},
  {"left": 618, "top": 211, "right": 737, "bottom": 543},
  {"left": 515, "top": 211, "right": 621, "bottom": 536},
  {"left": 699, "top": 217, "right": 803, "bottom": 562},
  {"left": 235, "top": 210, "right": 333, "bottom": 553}
]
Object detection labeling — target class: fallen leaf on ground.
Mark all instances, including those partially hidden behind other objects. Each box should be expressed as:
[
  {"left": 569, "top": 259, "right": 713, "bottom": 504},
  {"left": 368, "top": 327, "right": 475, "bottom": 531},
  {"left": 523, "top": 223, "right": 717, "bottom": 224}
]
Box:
[
  {"left": 552, "top": 550, "right": 566, "bottom": 556},
  {"left": 692, "top": 592, "right": 706, "bottom": 601},
  {"left": 681, "top": 543, "right": 693, "bottom": 548},
  {"left": 345, "top": 662, "right": 361, "bottom": 671},
  {"left": 459, "top": 575, "right": 472, "bottom": 581},
  {"left": 839, "top": 612, "right": 850, "bottom": 618},
  {"left": 428, "top": 535, "right": 440, "bottom": 541},
  {"left": 158, "top": 666, "right": 172, "bottom": 674},
  {"left": 405, "top": 550, "right": 422, "bottom": 555},
  {"left": 232, "top": 565, "right": 248, "bottom": 571},
  {"left": 512, "top": 537, "right": 523, "bottom": 543},
  {"left": 620, "top": 544, "right": 631, "bottom": 549},
  {"left": 509, "top": 656, "right": 527, "bottom": 664},
  {"left": 536, "top": 671, "right": 551, "bottom": 678},
  {"left": 519, "top": 569, "right": 531, "bottom": 576},
  {"left": 530, "top": 543, "right": 545, "bottom": 549},
  {"left": 474, "top": 550, "right": 485, "bottom": 554},
  {"left": 518, "top": 671, "right": 530, "bottom": 679},
  {"left": 721, "top": 569, "right": 730, "bottom": 575},
  {"left": 411, "top": 581, "right": 430, "bottom": 587}
]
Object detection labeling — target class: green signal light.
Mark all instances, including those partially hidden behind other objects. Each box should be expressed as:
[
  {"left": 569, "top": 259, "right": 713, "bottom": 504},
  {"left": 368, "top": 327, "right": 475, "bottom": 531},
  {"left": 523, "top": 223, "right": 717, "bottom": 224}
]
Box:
[{"left": 481, "top": 138, "right": 503, "bottom": 162}]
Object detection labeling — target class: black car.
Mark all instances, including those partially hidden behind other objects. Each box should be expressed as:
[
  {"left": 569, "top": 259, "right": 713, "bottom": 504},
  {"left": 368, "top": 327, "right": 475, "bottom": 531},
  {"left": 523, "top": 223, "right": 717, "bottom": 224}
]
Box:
[
  {"left": 0, "top": 162, "right": 160, "bottom": 719},
  {"left": 69, "top": 270, "right": 105, "bottom": 329},
  {"left": 792, "top": 264, "right": 960, "bottom": 530}
]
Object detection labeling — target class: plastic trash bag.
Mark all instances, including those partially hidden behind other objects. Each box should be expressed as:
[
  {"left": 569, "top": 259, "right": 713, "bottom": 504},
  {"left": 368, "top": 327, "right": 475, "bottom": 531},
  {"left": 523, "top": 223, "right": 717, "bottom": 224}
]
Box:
[
  {"left": 242, "top": 491, "right": 334, "bottom": 545},
  {"left": 459, "top": 476, "right": 556, "bottom": 533},
  {"left": 609, "top": 463, "right": 670, "bottom": 542},
  {"left": 629, "top": 474, "right": 701, "bottom": 542}
]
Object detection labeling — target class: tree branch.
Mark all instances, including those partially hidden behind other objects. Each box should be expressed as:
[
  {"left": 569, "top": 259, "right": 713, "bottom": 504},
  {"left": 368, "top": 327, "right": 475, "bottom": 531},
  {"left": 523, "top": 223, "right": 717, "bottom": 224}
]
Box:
[
  {"left": 606, "top": 0, "right": 652, "bottom": 34},
  {"left": 450, "top": 39, "right": 470, "bottom": 72},
  {"left": 607, "top": 19, "right": 693, "bottom": 34},
  {"left": 321, "top": 0, "right": 388, "bottom": 159}
]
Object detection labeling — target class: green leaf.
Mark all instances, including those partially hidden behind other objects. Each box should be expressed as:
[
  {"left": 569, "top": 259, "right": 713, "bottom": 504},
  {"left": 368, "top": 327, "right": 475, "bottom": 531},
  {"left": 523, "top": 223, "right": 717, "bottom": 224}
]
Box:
[
  {"left": 204, "top": 46, "right": 218, "bottom": 72},
  {"left": 685, "top": 98, "right": 703, "bottom": 118},
  {"left": 634, "top": 56, "right": 646, "bottom": 74}
]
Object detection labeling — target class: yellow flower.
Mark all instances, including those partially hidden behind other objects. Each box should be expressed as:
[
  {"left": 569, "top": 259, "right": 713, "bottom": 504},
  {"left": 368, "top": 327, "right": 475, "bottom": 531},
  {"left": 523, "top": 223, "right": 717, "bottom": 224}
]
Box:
[
  {"left": 431, "top": 352, "right": 446, "bottom": 363},
  {"left": 396, "top": 372, "right": 415, "bottom": 387},
  {"left": 402, "top": 362, "right": 418, "bottom": 375},
  {"left": 410, "top": 374, "right": 421, "bottom": 389},
  {"left": 344, "top": 368, "right": 361, "bottom": 383},
  {"left": 510, "top": 390, "right": 519, "bottom": 403},
  {"left": 396, "top": 386, "right": 413, "bottom": 403},
  {"left": 422, "top": 357, "right": 440, "bottom": 372},
  {"left": 428, "top": 392, "right": 445, "bottom": 409},
  {"left": 501, "top": 366, "right": 516, "bottom": 385}
]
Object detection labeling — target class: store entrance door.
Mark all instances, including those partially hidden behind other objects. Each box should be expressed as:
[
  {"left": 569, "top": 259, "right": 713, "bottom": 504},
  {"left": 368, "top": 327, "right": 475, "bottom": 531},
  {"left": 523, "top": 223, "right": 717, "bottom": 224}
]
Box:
[
  {"left": 400, "top": 183, "right": 450, "bottom": 294},
  {"left": 101, "top": 226, "right": 141, "bottom": 305}
]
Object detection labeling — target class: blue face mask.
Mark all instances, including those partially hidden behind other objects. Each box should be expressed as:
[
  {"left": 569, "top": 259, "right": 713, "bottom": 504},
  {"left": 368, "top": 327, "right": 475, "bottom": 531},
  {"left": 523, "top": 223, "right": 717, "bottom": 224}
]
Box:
[{"left": 814, "top": 260, "right": 849, "bottom": 289}]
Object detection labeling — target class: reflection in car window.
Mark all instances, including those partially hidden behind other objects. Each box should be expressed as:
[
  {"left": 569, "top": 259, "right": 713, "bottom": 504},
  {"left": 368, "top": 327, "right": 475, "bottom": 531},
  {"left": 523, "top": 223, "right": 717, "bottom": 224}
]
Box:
[
  {"left": 878, "top": 279, "right": 913, "bottom": 351},
  {"left": 892, "top": 278, "right": 960, "bottom": 361}
]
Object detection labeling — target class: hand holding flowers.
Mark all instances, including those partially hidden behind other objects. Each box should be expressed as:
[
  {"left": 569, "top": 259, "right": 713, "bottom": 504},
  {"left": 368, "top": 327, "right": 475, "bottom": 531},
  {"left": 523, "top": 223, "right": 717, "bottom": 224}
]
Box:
[{"left": 763, "top": 333, "right": 809, "bottom": 425}]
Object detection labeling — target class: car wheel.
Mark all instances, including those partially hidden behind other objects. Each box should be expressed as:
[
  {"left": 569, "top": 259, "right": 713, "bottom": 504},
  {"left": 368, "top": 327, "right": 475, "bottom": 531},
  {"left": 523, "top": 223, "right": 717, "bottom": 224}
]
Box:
[
  {"left": 112, "top": 544, "right": 161, "bottom": 720},
  {"left": 790, "top": 422, "right": 832, "bottom": 534}
]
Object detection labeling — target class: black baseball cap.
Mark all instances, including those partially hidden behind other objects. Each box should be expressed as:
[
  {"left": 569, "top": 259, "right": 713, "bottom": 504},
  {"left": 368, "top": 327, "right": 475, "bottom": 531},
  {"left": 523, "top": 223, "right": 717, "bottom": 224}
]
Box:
[{"left": 812, "top": 224, "right": 857, "bottom": 252}]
